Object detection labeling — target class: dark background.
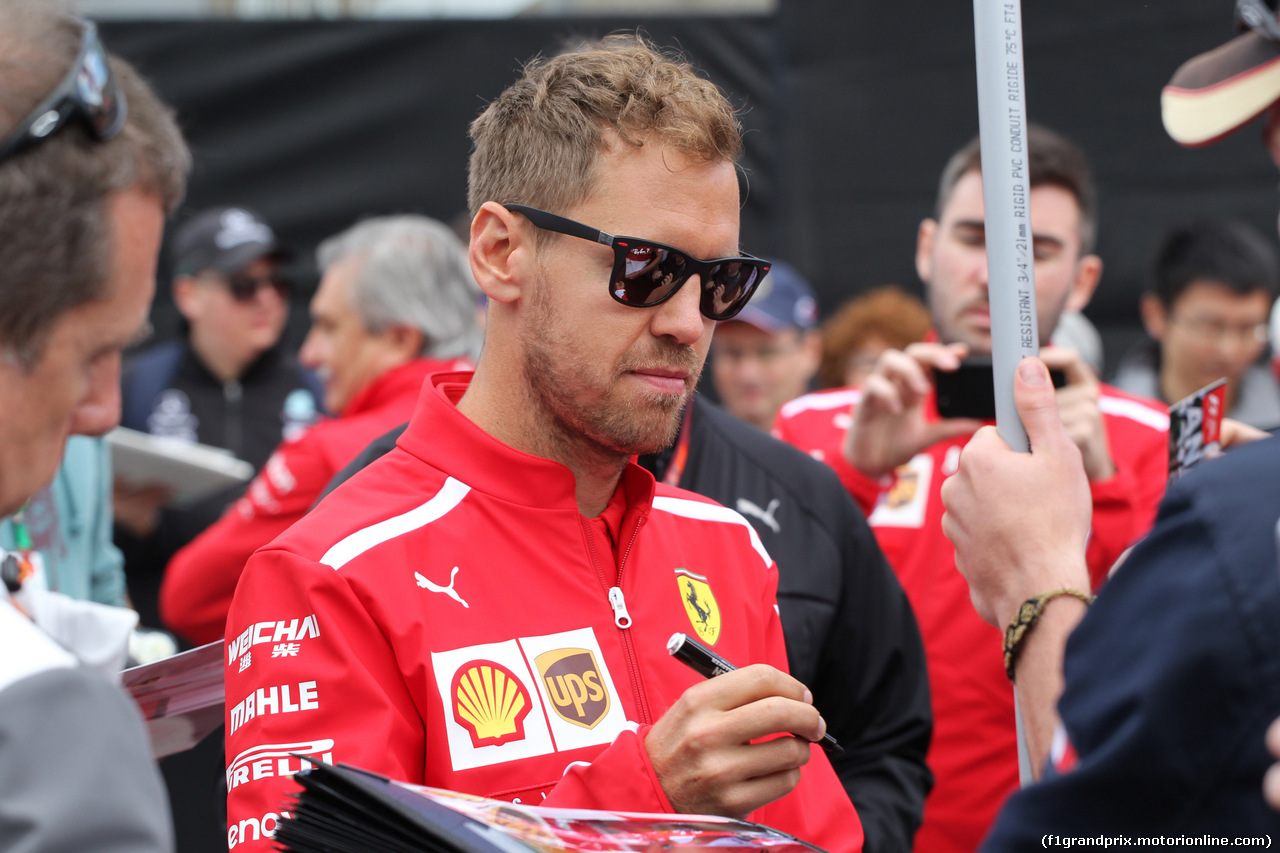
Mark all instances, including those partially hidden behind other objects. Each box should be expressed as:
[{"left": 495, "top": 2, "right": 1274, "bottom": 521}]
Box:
[{"left": 102, "top": 2, "right": 1280, "bottom": 380}]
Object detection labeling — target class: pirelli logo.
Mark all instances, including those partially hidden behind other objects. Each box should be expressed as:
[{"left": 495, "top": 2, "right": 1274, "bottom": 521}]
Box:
[{"left": 535, "top": 648, "right": 610, "bottom": 729}]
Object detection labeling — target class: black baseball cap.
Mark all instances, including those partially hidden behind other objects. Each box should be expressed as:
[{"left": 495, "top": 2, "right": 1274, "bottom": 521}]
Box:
[{"left": 172, "top": 206, "right": 291, "bottom": 276}]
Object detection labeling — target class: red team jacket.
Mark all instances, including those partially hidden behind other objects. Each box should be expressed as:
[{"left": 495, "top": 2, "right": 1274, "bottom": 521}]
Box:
[
  {"left": 161, "top": 357, "right": 467, "bottom": 645},
  {"left": 774, "top": 383, "right": 1168, "bottom": 853},
  {"left": 222, "top": 372, "right": 865, "bottom": 853}
]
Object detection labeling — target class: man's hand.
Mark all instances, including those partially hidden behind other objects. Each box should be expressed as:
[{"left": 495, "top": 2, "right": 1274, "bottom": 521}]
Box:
[
  {"left": 1040, "top": 345, "right": 1115, "bottom": 482},
  {"left": 1218, "top": 418, "right": 1270, "bottom": 454},
  {"left": 940, "top": 357, "right": 1092, "bottom": 629},
  {"left": 645, "top": 664, "right": 824, "bottom": 818},
  {"left": 113, "top": 478, "right": 172, "bottom": 538},
  {"left": 1266, "top": 716, "right": 1280, "bottom": 812},
  {"left": 842, "top": 342, "right": 983, "bottom": 478}
]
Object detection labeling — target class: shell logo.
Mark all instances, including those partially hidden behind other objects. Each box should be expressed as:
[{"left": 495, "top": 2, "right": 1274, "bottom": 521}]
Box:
[{"left": 451, "top": 660, "right": 532, "bottom": 748}]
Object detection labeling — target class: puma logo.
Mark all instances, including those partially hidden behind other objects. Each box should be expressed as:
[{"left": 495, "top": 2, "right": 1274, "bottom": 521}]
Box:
[
  {"left": 736, "top": 497, "right": 781, "bottom": 534},
  {"left": 414, "top": 566, "right": 469, "bottom": 608}
]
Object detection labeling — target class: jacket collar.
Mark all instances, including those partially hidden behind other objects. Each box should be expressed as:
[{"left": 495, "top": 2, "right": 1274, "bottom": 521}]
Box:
[
  {"left": 342, "top": 357, "right": 460, "bottom": 418},
  {"left": 396, "top": 371, "right": 657, "bottom": 513}
]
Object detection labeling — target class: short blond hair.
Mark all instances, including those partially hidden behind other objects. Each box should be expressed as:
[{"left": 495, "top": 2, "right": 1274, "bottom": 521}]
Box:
[{"left": 468, "top": 33, "right": 741, "bottom": 219}]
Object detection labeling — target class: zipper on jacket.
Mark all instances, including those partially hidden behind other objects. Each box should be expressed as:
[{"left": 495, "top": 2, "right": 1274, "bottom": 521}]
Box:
[
  {"left": 608, "top": 587, "right": 632, "bottom": 628},
  {"left": 580, "top": 513, "right": 653, "bottom": 725}
]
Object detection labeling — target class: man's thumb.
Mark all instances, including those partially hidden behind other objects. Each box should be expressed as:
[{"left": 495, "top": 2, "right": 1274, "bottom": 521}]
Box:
[{"left": 1013, "top": 357, "right": 1062, "bottom": 446}]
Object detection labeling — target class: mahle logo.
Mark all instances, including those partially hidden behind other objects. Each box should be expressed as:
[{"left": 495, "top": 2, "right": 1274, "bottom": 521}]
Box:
[
  {"left": 535, "top": 648, "right": 610, "bottom": 729},
  {"left": 451, "top": 660, "right": 532, "bottom": 748},
  {"left": 676, "top": 569, "right": 720, "bottom": 645}
]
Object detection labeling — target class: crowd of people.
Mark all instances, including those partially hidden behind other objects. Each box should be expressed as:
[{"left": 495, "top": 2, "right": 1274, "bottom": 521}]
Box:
[{"left": 3, "top": 1, "right": 1280, "bottom": 852}]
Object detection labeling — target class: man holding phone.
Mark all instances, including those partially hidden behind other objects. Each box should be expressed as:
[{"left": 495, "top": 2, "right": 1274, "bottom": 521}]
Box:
[{"left": 775, "top": 125, "right": 1169, "bottom": 853}]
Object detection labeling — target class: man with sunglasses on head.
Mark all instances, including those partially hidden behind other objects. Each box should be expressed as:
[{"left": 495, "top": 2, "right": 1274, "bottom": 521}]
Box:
[
  {"left": 223, "top": 35, "right": 863, "bottom": 853},
  {"left": 0, "top": 1, "right": 190, "bottom": 849}
]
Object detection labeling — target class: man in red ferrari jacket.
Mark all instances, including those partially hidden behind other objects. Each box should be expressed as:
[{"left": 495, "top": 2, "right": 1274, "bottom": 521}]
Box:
[
  {"left": 775, "top": 126, "right": 1168, "bottom": 853},
  {"left": 221, "top": 35, "right": 864, "bottom": 853},
  {"left": 160, "top": 215, "right": 480, "bottom": 645}
]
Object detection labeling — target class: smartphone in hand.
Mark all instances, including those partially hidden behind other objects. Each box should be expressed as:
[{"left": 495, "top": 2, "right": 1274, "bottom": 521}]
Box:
[{"left": 934, "top": 357, "right": 1066, "bottom": 420}]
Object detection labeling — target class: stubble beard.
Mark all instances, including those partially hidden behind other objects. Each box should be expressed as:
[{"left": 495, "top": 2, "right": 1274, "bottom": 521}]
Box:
[{"left": 521, "top": 285, "right": 702, "bottom": 460}]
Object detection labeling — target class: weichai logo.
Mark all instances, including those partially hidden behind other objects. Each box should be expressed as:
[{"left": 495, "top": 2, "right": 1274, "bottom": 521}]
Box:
[
  {"left": 535, "top": 648, "right": 609, "bottom": 729},
  {"left": 451, "top": 661, "right": 532, "bottom": 748}
]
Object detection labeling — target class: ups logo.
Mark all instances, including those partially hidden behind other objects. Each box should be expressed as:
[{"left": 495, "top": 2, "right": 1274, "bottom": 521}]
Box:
[
  {"left": 886, "top": 466, "right": 919, "bottom": 509},
  {"left": 535, "top": 648, "right": 610, "bottom": 729}
]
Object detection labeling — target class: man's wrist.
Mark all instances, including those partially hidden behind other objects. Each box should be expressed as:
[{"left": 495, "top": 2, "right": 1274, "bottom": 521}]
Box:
[{"left": 1002, "top": 587, "right": 1094, "bottom": 682}]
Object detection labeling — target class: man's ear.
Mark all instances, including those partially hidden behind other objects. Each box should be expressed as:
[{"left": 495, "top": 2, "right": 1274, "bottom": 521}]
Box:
[
  {"left": 1139, "top": 292, "right": 1169, "bottom": 341},
  {"left": 171, "top": 275, "right": 201, "bottom": 320},
  {"left": 469, "top": 202, "right": 532, "bottom": 306},
  {"left": 915, "top": 218, "right": 938, "bottom": 285},
  {"left": 1063, "top": 253, "right": 1103, "bottom": 314},
  {"left": 383, "top": 323, "right": 426, "bottom": 362}
]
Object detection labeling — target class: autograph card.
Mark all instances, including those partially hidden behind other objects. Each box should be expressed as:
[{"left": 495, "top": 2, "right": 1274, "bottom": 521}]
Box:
[{"left": 1167, "top": 378, "right": 1226, "bottom": 479}]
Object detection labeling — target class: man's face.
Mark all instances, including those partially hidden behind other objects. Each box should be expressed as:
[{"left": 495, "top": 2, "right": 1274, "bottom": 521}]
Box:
[
  {"left": 711, "top": 321, "right": 818, "bottom": 431},
  {"left": 0, "top": 187, "right": 162, "bottom": 517},
  {"left": 300, "top": 255, "right": 410, "bottom": 415},
  {"left": 917, "top": 169, "right": 1099, "bottom": 354},
  {"left": 179, "top": 255, "right": 288, "bottom": 368},
  {"left": 518, "top": 140, "right": 739, "bottom": 457},
  {"left": 1147, "top": 281, "right": 1272, "bottom": 396}
]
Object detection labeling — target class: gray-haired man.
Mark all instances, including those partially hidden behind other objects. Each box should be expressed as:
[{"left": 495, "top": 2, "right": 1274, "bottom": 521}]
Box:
[{"left": 160, "top": 215, "right": 482, "bottom": 646}]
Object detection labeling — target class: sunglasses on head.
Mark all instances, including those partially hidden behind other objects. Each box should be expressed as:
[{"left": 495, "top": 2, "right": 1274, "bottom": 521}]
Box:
[
  {"left": 503, "top": 204, "right": 770, "bottom": 322},
  {"left": 225, "top": 270, "right": 290, "bottom": 303},
  {"left": 1237, "top": 0, "right": 1280, "bottom": 42},
  {"left": 0, "top": 20, "right": 127, "bottom": 166}
]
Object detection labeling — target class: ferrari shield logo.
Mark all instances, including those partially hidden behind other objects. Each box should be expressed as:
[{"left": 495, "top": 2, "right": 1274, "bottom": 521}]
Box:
[
  {"left": 676, "top": 569, "right": 720, "bottom": 645},
  {"left": 886, "top": 465, "right": 918, "bottom": 509}
]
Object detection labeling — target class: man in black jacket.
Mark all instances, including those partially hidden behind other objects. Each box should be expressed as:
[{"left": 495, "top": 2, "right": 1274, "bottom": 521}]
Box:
[{"left": 320, "top": 393, "right": 933, "bottom": 853}]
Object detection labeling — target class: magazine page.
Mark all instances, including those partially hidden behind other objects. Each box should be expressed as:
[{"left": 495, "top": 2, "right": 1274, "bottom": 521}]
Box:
[
  {"left": 122, "top": 640, "right": 224, "bottom": 757},
  {"left": 275, "top": 763, "right": 827, "bottom": 853}
]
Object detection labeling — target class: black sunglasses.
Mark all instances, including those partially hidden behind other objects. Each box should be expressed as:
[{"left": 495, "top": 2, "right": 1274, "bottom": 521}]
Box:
[
  {"left": 504, "top": 204, "right": 770, "bottom": 322},
  {"left": 0, "top": 20, "right": 127, "bottom": 166},
  {"left": 1238, "top": 0, "right": 1280, "bottom": 43},
  {"left": 226, "top": 270, "right": 290, "bottom": 303}
]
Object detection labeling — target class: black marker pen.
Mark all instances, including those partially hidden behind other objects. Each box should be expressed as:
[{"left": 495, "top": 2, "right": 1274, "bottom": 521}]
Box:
[{"left": 667, "top": 632, "right": 843, "bottom": 754}]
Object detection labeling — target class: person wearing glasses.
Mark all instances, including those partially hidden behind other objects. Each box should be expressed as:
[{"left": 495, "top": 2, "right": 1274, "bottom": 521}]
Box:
[
  {"left": 159, "top": 214, "right": 479, "bottom": 648},
  {"left": 1112, "top": 219, "right": 1280, "bottom": 430},
  {"left": 775, "top": 126, "right": 1171, "bottom": 853},
  {"left": 936, "top": 4, "right": 1280, "bottom": 843},
  {"left": 222, "top": 35, "right": 863, "bottom": 853},
  {"left": 709, "top": 260, "right": 822, "bottom": 433},
  {"left": 112, "top": 206, "right": 323, "bottom": 631},
  {"left": 0, "top": 2, "right": 190, "bottom": 850}
]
